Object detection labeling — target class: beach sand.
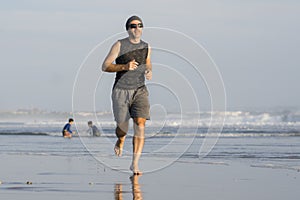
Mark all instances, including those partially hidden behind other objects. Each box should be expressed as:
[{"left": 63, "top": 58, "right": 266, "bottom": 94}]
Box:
[{"left": 0, "top": 153, "right": 299, "bottom": 200}]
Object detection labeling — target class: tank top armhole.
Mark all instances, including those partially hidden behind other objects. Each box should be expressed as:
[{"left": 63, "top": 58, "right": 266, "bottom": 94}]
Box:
[{"left": 117, "top": 40, "right": 122, "bottom": 57}]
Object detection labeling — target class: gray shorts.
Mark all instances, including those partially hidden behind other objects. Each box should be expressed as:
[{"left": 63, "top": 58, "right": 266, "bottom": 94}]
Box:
[{"left": 112, "top": 86, "right": 150, "bottom": 123}]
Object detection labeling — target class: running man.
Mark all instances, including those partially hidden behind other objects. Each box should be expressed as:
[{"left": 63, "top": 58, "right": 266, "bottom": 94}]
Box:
[{"left": 102, "top": 15, "right": 152, "bottom": 175}]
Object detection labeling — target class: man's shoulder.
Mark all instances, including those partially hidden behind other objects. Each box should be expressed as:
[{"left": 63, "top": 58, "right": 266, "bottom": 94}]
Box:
[
  {"left": 118, "top": 37, "right": 129, "bottom": 44},
  {"left": 63, "top": 123, "right": 70, "bottom": 129},
  {"left": 140, "top": 39, "right": 148, "bottom": 46}
]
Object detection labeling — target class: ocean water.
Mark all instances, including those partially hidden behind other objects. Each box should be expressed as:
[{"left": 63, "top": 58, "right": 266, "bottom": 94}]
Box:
[{"left": 0, "top": 109, "right": 300, "bottom": 172}]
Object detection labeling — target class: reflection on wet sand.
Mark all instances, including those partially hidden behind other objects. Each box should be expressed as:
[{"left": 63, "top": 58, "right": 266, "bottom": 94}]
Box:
[
  {"left": 114, "top": 175, "right": 143, "bottom": 200},
  {"left": 114, "top": 183, "right": 123, "bottom": 200}
]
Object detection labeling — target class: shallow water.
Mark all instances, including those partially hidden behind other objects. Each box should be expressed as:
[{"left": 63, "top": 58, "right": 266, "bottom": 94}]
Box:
[
  {"left": 0, "top": 134, "right": 300, "bottom": 200},
  {"left": 0, "top": 133, "right": 299, "bottom": 172}
]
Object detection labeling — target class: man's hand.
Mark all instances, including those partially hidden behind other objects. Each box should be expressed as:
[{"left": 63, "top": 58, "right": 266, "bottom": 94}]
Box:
[
  {"left": 127, "top": 59, "right": 139, "bottom": 70},
  {"left": 145, "top": 70, "right": 152, "bottom": 80}
]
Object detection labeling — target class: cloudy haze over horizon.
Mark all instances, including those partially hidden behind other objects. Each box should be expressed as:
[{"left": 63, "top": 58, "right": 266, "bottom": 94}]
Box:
[{"left": 0, "top": 0, "right": 299, "bottom": 112}]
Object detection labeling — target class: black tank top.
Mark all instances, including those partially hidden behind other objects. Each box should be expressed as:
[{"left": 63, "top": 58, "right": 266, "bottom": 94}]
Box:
[{"left": 113, "top": 38, "right": 148, "bottom": 90}]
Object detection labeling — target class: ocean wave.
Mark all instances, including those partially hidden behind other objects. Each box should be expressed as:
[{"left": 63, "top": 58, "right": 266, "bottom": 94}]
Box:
[
  {"left": 1, "top": 109, "right": 300, "bottom": 124},
  {"left": 1, "top": 109, "right": 300, "bottom": 138},
  {"left": 0, "top": 132, "right": 50, "bottom": 136}
]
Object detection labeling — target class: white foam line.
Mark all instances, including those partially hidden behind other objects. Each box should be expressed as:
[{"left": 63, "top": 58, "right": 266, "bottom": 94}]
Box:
[{"left": 251, "top": 164, "right": 300, "bottom": 172}]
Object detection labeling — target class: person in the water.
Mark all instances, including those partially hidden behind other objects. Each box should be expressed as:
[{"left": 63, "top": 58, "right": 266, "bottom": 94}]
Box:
[{"left": 62, "top": 118, "right": 74, "bottom": 138}]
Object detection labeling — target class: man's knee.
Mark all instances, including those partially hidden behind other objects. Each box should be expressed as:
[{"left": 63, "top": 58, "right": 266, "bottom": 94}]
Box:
[{"left": 133, "top": 118, "right": 146, "bottom": 127}]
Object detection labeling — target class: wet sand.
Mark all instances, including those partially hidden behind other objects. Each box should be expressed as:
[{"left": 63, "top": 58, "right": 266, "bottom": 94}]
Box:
[{"left": 0, "top": 153, "right": 299, "bottom": 200}]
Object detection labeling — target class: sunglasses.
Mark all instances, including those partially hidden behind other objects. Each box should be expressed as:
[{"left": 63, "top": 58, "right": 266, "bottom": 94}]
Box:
[{"left": 129, "top": 23, "right": 143, "bottom": 29}]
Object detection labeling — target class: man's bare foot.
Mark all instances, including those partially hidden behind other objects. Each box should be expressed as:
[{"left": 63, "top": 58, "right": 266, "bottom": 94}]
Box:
[
  {"left": 114, "top": 138, "right": 124, "bottom": 157},
  {"left": 114, "top": 146, "right": 123, "bottom": 157},
  {"left": 130, "top": 164, "right": 142, "bottom": 175}
]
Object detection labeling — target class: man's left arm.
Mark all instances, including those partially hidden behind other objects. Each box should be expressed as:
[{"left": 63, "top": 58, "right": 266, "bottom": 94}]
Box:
[{"left": 145, "top": 46, "right": 152, "bottom": 80}]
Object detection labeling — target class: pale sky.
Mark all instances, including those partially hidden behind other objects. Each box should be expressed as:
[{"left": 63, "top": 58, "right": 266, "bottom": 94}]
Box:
[{"left": 0, "top": 0, "right": 299, "bottom": 112}]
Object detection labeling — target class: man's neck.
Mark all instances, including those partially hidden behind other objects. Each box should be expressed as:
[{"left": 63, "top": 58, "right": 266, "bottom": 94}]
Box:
[{"left": 128, "top": 37, "right": 141, "bottom": 44}]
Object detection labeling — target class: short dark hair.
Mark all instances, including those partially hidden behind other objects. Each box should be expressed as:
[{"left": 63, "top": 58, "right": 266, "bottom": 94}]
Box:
[
  {"left": 69, "top": 118, "right": 74, "bottom": 123},
  {"left": 125, "top": 15, "right": 143, "bottom": 30},
  {"left": 88, "top": 121, "right": 92, "bottom": 125}
]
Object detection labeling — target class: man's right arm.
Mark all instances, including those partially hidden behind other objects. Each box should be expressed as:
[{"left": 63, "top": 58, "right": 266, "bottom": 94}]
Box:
[
  {"left": 102, "top": 41, "right": 139, "bottom": 72},
  {"left": 102, "top": 41, "right": 127, "bottom": 72}
]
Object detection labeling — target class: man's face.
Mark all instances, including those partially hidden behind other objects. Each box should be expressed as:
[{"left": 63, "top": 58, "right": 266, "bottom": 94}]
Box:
[{"left": 127, "top": 20, "right": 143, "bottom": 39}]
